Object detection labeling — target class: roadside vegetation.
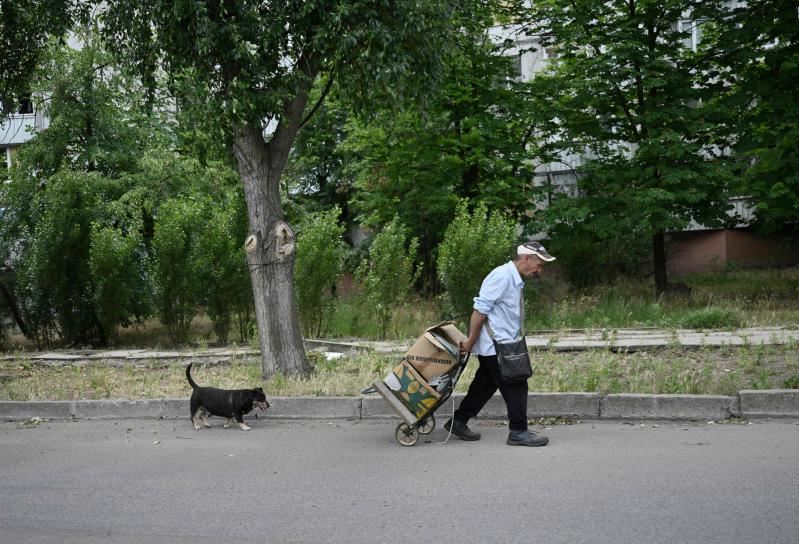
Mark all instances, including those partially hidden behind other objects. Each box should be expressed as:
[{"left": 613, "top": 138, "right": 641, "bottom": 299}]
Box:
[
  {"left": 1, "top": 1, "right": 797, "bottom": 384},
  {"left": 1, "top": 343, "right": 797, "bottom": 402},
  {"left": 5, "top": 266, "right": 796, "bottom": 351}
]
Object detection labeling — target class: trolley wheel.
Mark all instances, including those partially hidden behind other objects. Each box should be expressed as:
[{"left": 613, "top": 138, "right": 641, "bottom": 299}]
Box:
[
  {"left": 395, "top": 422, "right": 419, "bottom": 447},
  {"left": 417, "top": 415, "right": 435, "bottom": 435}
]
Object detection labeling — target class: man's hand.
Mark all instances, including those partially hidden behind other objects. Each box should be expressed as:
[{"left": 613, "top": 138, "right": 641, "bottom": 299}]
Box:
[{"left": 460, "top": 337, "right": 476, "bottom": 355}]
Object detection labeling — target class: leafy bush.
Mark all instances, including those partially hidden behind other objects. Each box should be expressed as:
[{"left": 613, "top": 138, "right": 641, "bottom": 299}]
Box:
[
  {"left": 89, "top": 223, "right": 145, "bottom": 343},
  {"left": 546, "top": 225, "right": 650, "bottom": 289},
  {"left": 12, "top": 170, "right": 110, "bottom": 346},
  {"left": 150, "top": 198, "right": 207, "bottom": 344},
  {"left": 294, "top": 207, "right": 347, "bottom": 337},
  {"left": 193, "top": 187, "right": 252, "bottom": 344},
  {"left": 357, "top": 217, "right": 421, "bottom": 339},
  {"left": 437, "top": 200, "right": 517, "bottom": 320},
  {"left": 679, "top": 307, "right": 742, "bottom": 330}
]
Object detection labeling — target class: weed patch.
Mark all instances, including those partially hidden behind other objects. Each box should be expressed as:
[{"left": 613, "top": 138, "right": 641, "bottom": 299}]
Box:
[
  {"left": 5, "top": 344, "right": 796, "bottom": 400},
  {"left": 679, "top": 307, "right": 742, "bottom": 329}
]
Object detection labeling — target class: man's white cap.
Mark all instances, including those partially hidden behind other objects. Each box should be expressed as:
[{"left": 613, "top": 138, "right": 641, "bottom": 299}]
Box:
[{"left": 517, "top": 241, "right": 556, "bottom": 262}]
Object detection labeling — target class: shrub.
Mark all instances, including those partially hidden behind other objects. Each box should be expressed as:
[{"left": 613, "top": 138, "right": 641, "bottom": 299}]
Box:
[
  {"left": 357, "top": 217, "right": 421, "bottom": 339},
  {"left": 679, "top": 307, "right": 742, "bottom": 329},
  {"left": 546, "top": 225, "right": 650, "bottom": 289},
  {"left": 437, "top": 200, "right": 517, "bottom": 320},
  {"left": 782, "top": 375, "right": 799, "bottom": 389},
  {"left": 150, "top": 198, "right": 207, "bottom": 344},
  {"left": 193, "top": 191, "right": 252, "bottom": 344},
  {"left": 12, "top": 170, "right": 108, "bottom": 346},
  {"left": 89, "top": 223, "right": 145, "bottom": 343},
  {"left": 294, "top": 207, "right": 347, "bottom": 337}
]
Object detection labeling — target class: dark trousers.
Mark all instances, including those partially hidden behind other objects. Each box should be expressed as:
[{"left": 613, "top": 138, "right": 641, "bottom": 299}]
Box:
[{"left": 454, "top": 354, "right": 528, "bottom": 432}]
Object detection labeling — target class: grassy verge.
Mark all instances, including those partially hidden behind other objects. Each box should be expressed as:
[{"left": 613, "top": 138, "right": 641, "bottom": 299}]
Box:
[
  {"left": 3, "top": 268, "right": 798, "bottom": 350},
  {"left": 1, "top": 344, "right": 797, "bottom": 401}
]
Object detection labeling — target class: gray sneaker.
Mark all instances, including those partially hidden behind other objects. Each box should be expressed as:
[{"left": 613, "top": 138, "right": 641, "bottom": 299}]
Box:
[
  {"left": 444, "top": 418, "right": 481, "bottom": 441},
  {"left": 507, "top": 430, "right": 549, "bottom": 447}
]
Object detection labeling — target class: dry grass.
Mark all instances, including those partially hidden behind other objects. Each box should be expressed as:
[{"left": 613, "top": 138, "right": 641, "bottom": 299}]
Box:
[{"left": 1, "top": 344, "right": 797, "bottom": 401}]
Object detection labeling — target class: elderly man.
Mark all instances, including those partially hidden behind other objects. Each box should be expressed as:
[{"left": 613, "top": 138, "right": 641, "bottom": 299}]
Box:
[{"left": 447, "top": 241, "right": 556, "bottom": 447}]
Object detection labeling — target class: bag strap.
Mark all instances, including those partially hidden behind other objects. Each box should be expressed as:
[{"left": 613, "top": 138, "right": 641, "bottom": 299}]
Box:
[{"left": 484, "top": 288, "right": 525, "bottom": 341}]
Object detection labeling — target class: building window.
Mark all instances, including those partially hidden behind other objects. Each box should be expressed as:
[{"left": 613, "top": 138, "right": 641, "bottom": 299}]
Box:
[
  {"left": 513, "top": 53, "right": 523, "bottom": 80},
  {"left": 17, "top": 94, "right": 33, "bottom": 115},
  {"left": 677, "top": 20, "right": 702, "bottom": 51}
]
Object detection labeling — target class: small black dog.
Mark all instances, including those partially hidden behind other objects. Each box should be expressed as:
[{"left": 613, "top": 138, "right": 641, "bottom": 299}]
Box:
[{"left": 186, "top": 363, "right": 270, "bottom": 431}]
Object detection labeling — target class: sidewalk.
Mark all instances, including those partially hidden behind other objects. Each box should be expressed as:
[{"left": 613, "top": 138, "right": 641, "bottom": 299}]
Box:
[{"left": 1, "top": 327, "right": 798, "bottom": 422}]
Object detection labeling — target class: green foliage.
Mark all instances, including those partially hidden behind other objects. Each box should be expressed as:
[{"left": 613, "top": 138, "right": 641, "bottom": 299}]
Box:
[
  {"left": 679, "top": 307, "right": 742, "bottom": 330},
  {"left": 103, "top": 0, "right": 462, "bottom": 376},
  {"left": 20, "top": 34, "right": 156, "bottom": 179},
  {"left": 103, "top": 0, "right": 459, "bottom": 130},
  {"left": 516, "top": 0, "right": 736, "bottom": 294},
  {"left": 294, "top": 207, "right": 347, "bottom": 337},
  {"left": 193, "top": 190, "right": 251, "bottom": 344},
  {"left": 150, "top": 198, "right": 207, "bottom": 345},
  {"left": 357, "top": 218, "right": 421, "bottom": 339},
  {"left": 89, "top": 223, "right": 145, "bottom": 343},
  {"left": 0, "top": 0, "right": 83, "bottom": 115},
  {"left": 13, "top": 170, "right": 111, "bottom": 346},
  {"left": 283, "top": 84, "right": 354, "bottom": 227},
  {"left": 711, "top": 0, "right": 799, "bottom": 233},
  {"left": 343, "top": 3, "right": 540, "bottom": 288},
  {"left": 437, "top": 201, "right": 517, "bottom": 319},
  {"left": 0, "top": 33, "right": 162, "bottom": 347},
  {"left": 784, "top": 375, "right": 799, "bottom": 390},
  {"left": 547, "top": 226, "right": 650, "bottom": 288}
]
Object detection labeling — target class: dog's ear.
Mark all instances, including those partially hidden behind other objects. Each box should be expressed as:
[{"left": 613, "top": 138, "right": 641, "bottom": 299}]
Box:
[{"left": 254, "top": 387, "right": 265, "bottom": 394}]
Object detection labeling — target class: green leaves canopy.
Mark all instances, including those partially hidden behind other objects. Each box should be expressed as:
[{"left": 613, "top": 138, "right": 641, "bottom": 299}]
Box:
[
  {"left": 102, "top": 0, "right": 459, "bottom": 129},
  {"left": 513, "top": 0, "right": 737, "bottom": 290}
]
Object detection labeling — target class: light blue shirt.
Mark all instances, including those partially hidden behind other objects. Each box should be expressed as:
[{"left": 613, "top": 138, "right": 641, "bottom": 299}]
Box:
[{"left": 472, "top": 261, "right": 524, "bottom": 356}]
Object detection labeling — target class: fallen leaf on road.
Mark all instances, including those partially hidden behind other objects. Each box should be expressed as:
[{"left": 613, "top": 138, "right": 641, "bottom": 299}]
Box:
[{"left": 16, "top": 417, "right": 43, "bottom": 429}]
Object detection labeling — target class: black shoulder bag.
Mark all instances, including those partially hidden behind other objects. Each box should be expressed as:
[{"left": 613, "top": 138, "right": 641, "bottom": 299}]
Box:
[{"left": 484, "top": 291, "right": 532, "bottom": 383}]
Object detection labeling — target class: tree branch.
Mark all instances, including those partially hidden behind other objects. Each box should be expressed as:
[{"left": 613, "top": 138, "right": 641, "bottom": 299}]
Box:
[{"left": 298, "top": 69, "right": 336, "bottom": 131}]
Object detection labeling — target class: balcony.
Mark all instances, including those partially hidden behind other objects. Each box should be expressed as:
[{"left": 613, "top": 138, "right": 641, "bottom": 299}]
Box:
[{"left": 0, "top": 114, "right": 36, "bottom": 146}]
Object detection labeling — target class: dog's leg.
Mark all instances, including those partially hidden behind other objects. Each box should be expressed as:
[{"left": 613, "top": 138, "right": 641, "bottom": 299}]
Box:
[
  {"left": 235, "top": 412, "right": 251, "bottom": 431},
  {"left": 224, "top": 418, "right": 232, "bottom": 429},
  {"left": 191, "top": 411, "right": 202, "bottom": 431},
  {"left": 200, "top": 409, "right": 211, "bottom": 428}
]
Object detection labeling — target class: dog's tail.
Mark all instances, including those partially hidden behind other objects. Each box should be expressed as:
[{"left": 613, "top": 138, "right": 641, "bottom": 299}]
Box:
[{"left": 185, "top": 363, "right": 199, "bottom": 390}]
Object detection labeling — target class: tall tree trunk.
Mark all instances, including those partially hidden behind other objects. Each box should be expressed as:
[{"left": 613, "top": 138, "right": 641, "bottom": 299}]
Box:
[
  {"left": 653, "top": 229, "right": 668, "bottom": 298},
  {"left": 233, "top": 126, "right": 309, "bottom": 378},
  {"left": 230, "top": 51, "right": 319, "bottom": 378}
]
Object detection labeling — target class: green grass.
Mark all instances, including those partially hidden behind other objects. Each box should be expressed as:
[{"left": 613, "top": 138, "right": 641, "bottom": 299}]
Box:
[
  {"left": 1, "top": 343, "right": 796, "bottom": 401},
  {"left": 3, "top": 267, "right": 798, "bottom": 350},
  {"left": 524, "top": 267, "right": 799, "bottom": 332}
]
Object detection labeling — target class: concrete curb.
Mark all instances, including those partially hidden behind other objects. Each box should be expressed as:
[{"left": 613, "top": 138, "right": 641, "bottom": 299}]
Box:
[
  {"left": 2, "top": 390, "right": 797, "bottom": 422},
  {"left": 739, "top": 389, "right": 799, "bottom": 418},
  {"left": 601, "top": 394, "right": 740, "bottom": 421}
]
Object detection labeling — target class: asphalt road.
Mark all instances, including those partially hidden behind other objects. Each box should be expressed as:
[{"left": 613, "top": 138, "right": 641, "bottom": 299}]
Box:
[{"left": 1, "top": 418, "right": 798, "bottom": 544}]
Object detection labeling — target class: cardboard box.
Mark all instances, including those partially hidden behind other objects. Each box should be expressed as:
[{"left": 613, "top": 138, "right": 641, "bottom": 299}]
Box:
[
  {"left": 391, "top": 360, "right": 440, "bottom": 419},
  {"left": 404, "top": 321, "right": 467, "bottom": 381}
]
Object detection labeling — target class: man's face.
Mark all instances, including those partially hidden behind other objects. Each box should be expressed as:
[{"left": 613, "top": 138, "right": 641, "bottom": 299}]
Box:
[{"left": 520, "top": 255, "right": 545, "bottom": 279}]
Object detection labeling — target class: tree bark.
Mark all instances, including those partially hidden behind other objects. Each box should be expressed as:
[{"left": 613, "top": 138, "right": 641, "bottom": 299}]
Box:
[
  {"left": 231, "top": 54, "right": 320, "bottom": 378},
  {"left": 233, "top": 126, "right": 308, "bottom": 378},
  {"left": 653, "top": 229, "right": 668, "bottom": 298}
]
